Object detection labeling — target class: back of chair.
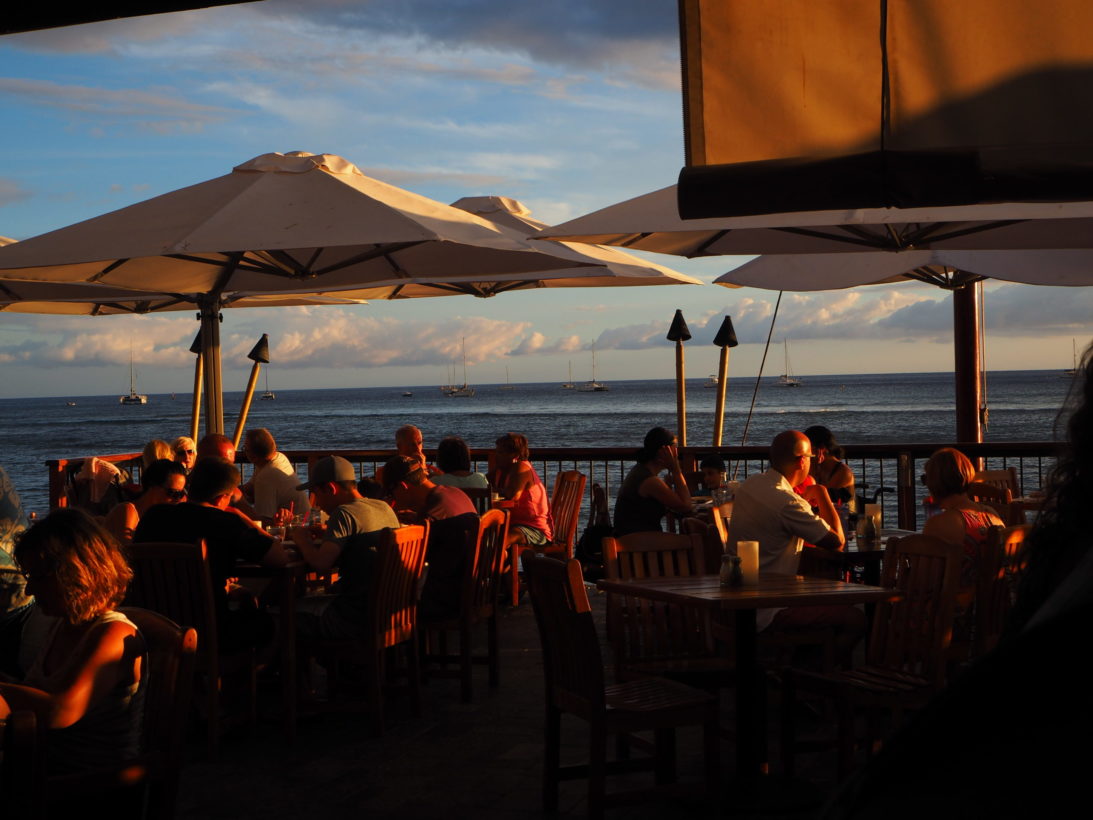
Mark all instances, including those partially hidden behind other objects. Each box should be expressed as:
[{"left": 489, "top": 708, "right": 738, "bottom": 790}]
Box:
[
  {"left": 976, "top": 524, "right": 1030, "bottom": 655},
  {"left": 870, "top": 534, "right": 963, "bottom": 686},
  {"left": 549, "top": 470, "right": 587, "bottom": 556},
  {"left": 1, "top": 710, "right": 41, "bottom": 818},
  {"left": 468, "top": 509, "right": 509, "bottom": 617},
  {"left": 602, "top": 532, "right": 710, "bottom": 679},
  {"left": 124, "top": 541, "right": 218, "bottom": 662},
  {"left": 118, "top": 607, "right": 198, "bottom": 766},
  {"left": 118, "top": 607, "right": 198, "bottom": 817},
  {"left": 524, "top": 554, "right": 605, "bottom": 713},
  {"left": 967, "top": 482, "right": 1015, "bottom": 524},
  {"left": 369, "top": 524, "right": 429, "bottom": 651},
  {"left": 973, "top": 467, "right": 1020, "bottom": 497},
  {"left": 459, "top": 486, "right": 492, "bottom": 515}
]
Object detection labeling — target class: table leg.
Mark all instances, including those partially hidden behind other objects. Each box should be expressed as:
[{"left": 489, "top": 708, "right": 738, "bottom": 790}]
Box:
[
  {"left": 734, "top": 608, "right": 761, "bottom": 781},
  {"left": 280, "top": 571, "right": 297, "bottom": 742}
]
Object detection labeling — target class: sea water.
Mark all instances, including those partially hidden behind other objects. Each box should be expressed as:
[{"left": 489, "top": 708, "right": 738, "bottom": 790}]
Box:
[{"left": 0, "top": 369, "right": 1074, "bottom": 514}]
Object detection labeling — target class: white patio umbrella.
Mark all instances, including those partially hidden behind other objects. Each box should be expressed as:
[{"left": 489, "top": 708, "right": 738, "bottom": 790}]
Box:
[{"left": 0, "top": 151, "right": 603, "bottom": 433}]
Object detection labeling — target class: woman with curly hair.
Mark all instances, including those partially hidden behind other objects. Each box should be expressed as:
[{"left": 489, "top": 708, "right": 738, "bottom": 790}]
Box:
[{"left": 0, "top": 508, "right": 144, "bottom": 775}]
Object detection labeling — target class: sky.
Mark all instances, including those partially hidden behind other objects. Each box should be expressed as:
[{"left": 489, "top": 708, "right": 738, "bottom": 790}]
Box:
[{"left": 0, "top": 0, "right": 1090, "bottom": 398}]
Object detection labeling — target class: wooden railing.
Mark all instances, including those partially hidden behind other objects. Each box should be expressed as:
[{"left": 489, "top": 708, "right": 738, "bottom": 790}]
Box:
[{"left": 47, "top": 440, "right": 1060, "bottom": 531}]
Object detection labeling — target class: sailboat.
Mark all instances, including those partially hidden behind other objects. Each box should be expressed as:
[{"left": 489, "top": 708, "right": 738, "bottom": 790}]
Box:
[
  {"left": 119, "top": 342, "right": 148, "bottom": 405},
  {"left": 1064, "top": 338, "right": 1079, "bottom": 378},
  {"left": 561, "top": 360, "right": 575, "bottom": 389},
  {"left": 446, "top": 338, "right": 475, "bottom": 397},
  {"left": 499, "top": 365, "right": 515, "bottom": 390},
  {"left": 778, "top": 339, "right": 802, "bottom": 387},
  {"left": 577, "top": 344, "right": 609, "bottom": 392},
  {"left": 703, "top": 374, "right": 718, "bottom": 388},
  {"left": 261, "top": 368, "right": 275, "bottom": 400}
]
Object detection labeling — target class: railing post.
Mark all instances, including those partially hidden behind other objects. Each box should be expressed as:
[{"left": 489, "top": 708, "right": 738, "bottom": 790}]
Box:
[
  {"left": 897, "top": 451, "right": 916, "bottom": 530},
  {"left": 47, "top": 459, "right": 68, "bottom": 510}
]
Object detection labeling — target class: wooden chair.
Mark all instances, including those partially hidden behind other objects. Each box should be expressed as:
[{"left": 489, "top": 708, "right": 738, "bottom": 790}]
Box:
[
  {"left": 780, "top": 534, "right": 963, "bottom": 779},
  {"left": 458, "top": 485, "right": 492, "bottom": 515},
  {"left": 973, "top": 466, "right": 1020, "bottom": 496},
  {"left": 975, "top": 523, "right": 1030, "bottom": 656},
  {"left": 1, "top": 608, "right": 197, "bottom": 820},
  {"left": 601, "top": 531, "right": 730, "bottom": 685},
  {"left": 524, "top": 555, "right": 719, "bottom": 819},
  {"left": 316, "top": 524, "right": 429, "bottom": 734},
  {"left": 508, "top": 469, "right": 587, "bottom": 606},
  {"left": 968, "top": 480, "right": 1019, "bottom": 525},
  {"left": 421, "top": 509, "right": 509, "bottom": 702},
  {"left": 123, "top": 540, "right": 250, "bottom": 756}
]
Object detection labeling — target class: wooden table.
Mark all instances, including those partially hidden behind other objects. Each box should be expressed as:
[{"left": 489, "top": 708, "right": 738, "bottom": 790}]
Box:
[{"left": 596, "top": 573, "right": 895, "bottom": 782}]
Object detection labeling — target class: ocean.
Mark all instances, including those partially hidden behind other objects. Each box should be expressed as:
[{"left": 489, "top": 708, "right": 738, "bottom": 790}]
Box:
[{"left": 0, "top": 369, "right": 1074, "bottom": 515}]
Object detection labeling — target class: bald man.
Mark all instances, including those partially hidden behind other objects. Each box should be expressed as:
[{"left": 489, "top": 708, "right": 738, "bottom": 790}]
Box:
[{"left": 728, "top": 430, "right": 861, "bottom": 661}]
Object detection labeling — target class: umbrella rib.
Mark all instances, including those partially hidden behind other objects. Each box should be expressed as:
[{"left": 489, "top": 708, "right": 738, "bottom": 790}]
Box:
[
  {"left": 312, "top": 241, "right": 425, "bottom": 278},
  {"left": 775, "top": 226, "right": 889, "bottom": 250},
  {"left": 88, "top": 258, "right": 131, "bottom": 284},
  {"left": 915, "top": 220, "right": 1025, "bottom": 245},
  {"left": 692, "top": 231, "right": 731, "bottom": 257}
]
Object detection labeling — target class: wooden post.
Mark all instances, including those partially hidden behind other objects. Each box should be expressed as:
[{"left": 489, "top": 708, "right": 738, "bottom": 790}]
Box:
[
  {"left": 711, "top": 316, "right": 739, "bottom": 447},
  {"left": 666, "top": 309, "right": 692, "bottom": 447},
  {"left": 232, "top": 334, "right": 271, "bottom": 450},
  {"left": 953, "top": 283, "right": 983, "bottom": 444}
]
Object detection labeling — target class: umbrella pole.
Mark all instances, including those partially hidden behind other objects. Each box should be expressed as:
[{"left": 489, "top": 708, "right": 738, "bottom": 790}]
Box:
[
  {"left": 713, "top": 346, "right": 729, "bottom": 447},
  {"left": 233, "top": 362, "right": 261, "bottom": 450},
  {"left": 190, "top": 355, "right": 203, "bottom": 442},
  {"left": 953, "top": 283, "right": 983, "bottom": 443},
  {"left": 675, "top": 338, "right": 687, "bottom": 447},
  {"left": 199, "top": 297, "right": 224, "bottom": 436}
]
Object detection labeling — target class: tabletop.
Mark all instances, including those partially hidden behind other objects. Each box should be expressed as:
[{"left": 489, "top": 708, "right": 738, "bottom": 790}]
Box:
[{"left": 596, "top": 572, "right": 894, "bottom": 610}]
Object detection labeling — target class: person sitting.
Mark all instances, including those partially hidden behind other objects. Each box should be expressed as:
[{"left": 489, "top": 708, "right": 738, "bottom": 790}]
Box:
[
  {"left": 0, "top": 509, "right": 145, "bottom": 776},
  {"left": 699, "top": 453, "right": 727, "bottom": 492},
  {"left": 921, "top": 448, "right": 1004, "bottom": 626},
  {"left": 290, "top": 456, "right": 400, "bottom": 640},
  {"left": 727, "top": 430, "right": 861, "bottom": 665},
  {"left": 490, "top": 432, "right": 553, "bottom": 547},
  {"left": 141, "top": 439, "right": 173, "bottom": 469},
  {"left": 171, "top": 436, "right": 197, "bottom": 473},
  {"left": 241, "top": 428, "right": 309, "bottom": 526},
  {"left": 612, "top": 426, "right": 693, "bottom": 537},
  {"left": 804, "top": 425, "right": 855, "bottom": 507},
  {"left": 196, "top": 433, "right": 258, "bottom": 520},
  {"left": 375, "top": 425, "right": 439, "bottom": 486},
  {"left": 432, "top": 436, "right": 490, "bottom": 490},
  {"left": 102, "top": 458, "right": 187, "bottom": 544},
  {"left": 133, "top": 458, "right": 288, "bottom": 651},
  {"left": 382, "top": 455, "right": 478, "bottom": 620}
]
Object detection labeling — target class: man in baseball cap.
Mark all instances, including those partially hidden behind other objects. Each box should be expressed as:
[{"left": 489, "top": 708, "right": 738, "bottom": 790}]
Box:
[{"left": 290, "top": 456, "right": 400, "bottom": 640}]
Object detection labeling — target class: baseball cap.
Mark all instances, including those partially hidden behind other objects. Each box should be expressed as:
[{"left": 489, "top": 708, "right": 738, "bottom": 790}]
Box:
[{"left": 297, "top": 455, "right": 356, "bottom": 490}]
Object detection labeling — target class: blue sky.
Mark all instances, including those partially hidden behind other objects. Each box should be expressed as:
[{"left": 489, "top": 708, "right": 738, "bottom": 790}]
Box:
[{"left": 0, "top": 0, "right": 1090, "bottom": 398}]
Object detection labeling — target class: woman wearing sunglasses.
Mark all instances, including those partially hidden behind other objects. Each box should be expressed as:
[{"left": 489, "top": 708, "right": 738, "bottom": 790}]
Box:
[{"left": 102, "top": 458, "right": 187, "bottom": 544}]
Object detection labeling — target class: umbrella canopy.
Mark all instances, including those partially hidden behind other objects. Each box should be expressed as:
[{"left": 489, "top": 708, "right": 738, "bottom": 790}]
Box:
[
  {"left": 0, "top": 151, "right": 603, "bottom": 433},
  {"left": 713, "top": 249, "right": 1093, "bottom": 292},
  {"left": 540, "top": 184, "right": 1093, "bottom": 257}
]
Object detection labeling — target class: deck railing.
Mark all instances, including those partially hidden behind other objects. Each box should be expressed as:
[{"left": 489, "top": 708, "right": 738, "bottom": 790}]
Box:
[{"left": 47, "top": 440, "right": 1060, "bottom": 531}]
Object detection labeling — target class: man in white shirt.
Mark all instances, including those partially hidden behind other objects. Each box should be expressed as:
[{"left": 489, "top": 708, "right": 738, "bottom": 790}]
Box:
[
  {"left": 243, "top": 428, "right": 309, "bottom": 525},
  {"left": 728, "top": 430, "right": 862, "bottom": 663}
]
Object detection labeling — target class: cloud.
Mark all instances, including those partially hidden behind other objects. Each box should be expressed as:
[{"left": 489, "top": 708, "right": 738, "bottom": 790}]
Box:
[
  {"left": 0, "top": 77, "right": 237, "bottom": 134},
  {"left": 0, "top": 178, "right": 32, "bottom": 208},
  {"left": 509, "top": 331, "right": 583, "bottom": 356}
]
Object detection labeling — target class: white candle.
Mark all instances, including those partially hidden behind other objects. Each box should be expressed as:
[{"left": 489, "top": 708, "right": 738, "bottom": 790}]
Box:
[{"left": 737, "top": 540, "right": 759, "bottom": 585}]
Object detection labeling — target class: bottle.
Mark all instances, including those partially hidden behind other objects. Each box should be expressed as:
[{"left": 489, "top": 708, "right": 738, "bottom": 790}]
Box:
[
  {"left": 719, "top": 553, "right": 733, "bottom": 588},
  {"left": 861, "top": 512, "right": 878, "bottom": 549}
]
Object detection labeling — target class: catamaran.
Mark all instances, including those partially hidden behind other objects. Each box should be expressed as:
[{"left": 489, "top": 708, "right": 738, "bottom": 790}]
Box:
[
  {"left": 119, "top": 344, "right": 148, "bottom": 405},
  {"left": 499, "top": 366, "right": 515, "bottom": 390},
  {"left": 260, "top": 367, "right": 275, "bottom": 400}
]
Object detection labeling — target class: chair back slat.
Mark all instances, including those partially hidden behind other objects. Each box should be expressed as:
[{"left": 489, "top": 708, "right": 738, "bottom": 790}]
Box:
[
  {"left": 459, "top": 486, "right": 492, "bottom": 515},
  {"left": 967, "top": 481, "right": 1016, "bottom": 525},
  {"left": 549, "top": 470, "right": 587, "bottom": 556},
  {"left": 871, "top": 534, "right": 962, "bottom": 685},
  {"left": 370, "top": 524, "right": 429, "bottom": 650},
  {"left": 602, "top": 532, "right": 710, "bottom": 679},
  {"left": 524, "top": 555, "right": 604, "bottom": 710},
  {"left": 973, "top": 467, "right": 1020, "bottom": 497}
]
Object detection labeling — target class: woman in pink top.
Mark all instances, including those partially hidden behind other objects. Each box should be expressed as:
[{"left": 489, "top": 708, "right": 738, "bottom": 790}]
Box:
[{"left": 492, "top": 432, "right": 553, "bottom": 547}]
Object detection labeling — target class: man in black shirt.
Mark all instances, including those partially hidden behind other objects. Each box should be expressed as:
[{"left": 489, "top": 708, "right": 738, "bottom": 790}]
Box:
[{"left": 134, "top": 458, "right": 288, "bottom": 650}]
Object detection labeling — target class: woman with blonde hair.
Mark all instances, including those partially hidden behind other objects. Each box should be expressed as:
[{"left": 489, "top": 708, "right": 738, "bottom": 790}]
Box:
[
  {"left": 0, "top": 509, "right": 144, "bottom": 775},
  {"left": 171, "top": 435, "right": 197, "bottom": 472}
]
